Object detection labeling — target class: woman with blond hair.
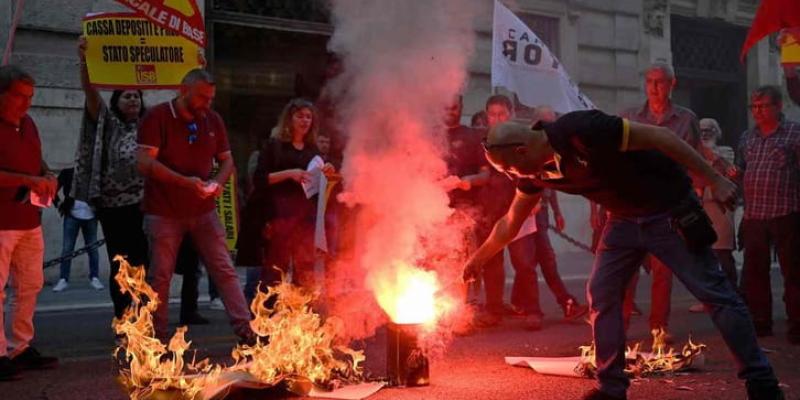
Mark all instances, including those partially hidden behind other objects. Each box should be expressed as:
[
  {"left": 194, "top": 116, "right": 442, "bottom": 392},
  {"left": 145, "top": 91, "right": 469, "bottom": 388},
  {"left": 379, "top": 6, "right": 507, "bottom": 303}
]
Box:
[{"left": 237, "top": 99, "right": 334, "bottom": 295}]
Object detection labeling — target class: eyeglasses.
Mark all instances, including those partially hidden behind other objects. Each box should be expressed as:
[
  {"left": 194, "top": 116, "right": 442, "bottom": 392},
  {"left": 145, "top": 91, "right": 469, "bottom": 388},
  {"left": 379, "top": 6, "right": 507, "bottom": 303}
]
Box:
[
  {"left": 187, "top": 122, "right": 198, "bottom": 144},
  {"left": 481, "top": 138, "right": 525, "bottom": 151},
  {"left": 699, "top": 128, "right": 715, "bottom": 134}
]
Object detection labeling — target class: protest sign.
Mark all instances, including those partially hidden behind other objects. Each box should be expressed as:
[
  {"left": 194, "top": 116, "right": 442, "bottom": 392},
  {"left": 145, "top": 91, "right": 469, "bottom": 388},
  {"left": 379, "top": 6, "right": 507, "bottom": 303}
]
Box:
[
  {"left": 115, "top": 0, "right": 205, "bottom": 47},
  {"left": 82, "top": 12, "right": 201, "bottom": 89}
]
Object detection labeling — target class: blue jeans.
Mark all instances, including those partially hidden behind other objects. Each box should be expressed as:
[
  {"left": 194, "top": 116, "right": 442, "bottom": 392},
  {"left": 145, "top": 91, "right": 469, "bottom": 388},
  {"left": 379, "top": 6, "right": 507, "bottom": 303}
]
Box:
[
  {"left": 59, "top": 215, "right": 99, "bottom": 280},
  {"left": 591, "top": 211, "right": 776, "bottom": 397},
  {"left": 144, "top": 211, "right": 252, "bottom": 341}
]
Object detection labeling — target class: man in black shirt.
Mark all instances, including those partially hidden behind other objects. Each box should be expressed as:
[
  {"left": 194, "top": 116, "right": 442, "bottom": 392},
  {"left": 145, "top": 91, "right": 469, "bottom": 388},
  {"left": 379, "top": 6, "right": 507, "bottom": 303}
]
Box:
[{"left": 462, "top": 110, "right": 782, "bottom": 400}]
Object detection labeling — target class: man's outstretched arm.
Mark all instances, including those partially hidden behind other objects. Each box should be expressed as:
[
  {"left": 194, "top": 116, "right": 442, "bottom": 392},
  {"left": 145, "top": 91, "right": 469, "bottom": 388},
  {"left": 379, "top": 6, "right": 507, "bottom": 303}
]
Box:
[
  {"left": 463, "top": 190, "right": 541, "bottom": 281},
  {"left": 626, "top": 121, "right": 736, "bottom": 208}
]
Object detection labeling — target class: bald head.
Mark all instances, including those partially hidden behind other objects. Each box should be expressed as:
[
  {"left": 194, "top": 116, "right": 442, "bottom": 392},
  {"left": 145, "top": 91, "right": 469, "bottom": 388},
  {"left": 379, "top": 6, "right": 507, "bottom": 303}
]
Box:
[
  {"left": 487, "top": 121, "right": 532, "bottom": 146},
  {"left": 484, "top": 121, "right": 553, "bottom": 178}
]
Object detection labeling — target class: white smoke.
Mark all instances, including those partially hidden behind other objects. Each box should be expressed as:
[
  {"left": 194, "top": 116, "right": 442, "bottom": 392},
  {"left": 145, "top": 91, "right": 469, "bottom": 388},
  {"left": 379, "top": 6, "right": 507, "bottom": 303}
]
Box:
[{"left": 323, "top": 0, "right": 482, "bottom": 339}]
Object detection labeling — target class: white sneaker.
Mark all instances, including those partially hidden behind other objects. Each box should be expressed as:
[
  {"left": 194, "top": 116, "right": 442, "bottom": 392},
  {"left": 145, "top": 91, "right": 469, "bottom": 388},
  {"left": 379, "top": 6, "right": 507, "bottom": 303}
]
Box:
[
  {"left": 89, "top": 277, "right": 105, "bottom": 290},
  {"left": 209, "top": 298, "right": 225, "bottom": 311},
  {"left": 52, "top": 279, "right": 69, "bottom": 292}
]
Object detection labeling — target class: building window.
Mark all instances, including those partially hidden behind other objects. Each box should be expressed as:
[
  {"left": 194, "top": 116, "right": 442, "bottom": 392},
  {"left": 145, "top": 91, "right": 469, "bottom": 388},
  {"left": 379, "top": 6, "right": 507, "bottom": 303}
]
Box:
[{"left": 213, "top": 0, "right": 330, "bottom": 23}]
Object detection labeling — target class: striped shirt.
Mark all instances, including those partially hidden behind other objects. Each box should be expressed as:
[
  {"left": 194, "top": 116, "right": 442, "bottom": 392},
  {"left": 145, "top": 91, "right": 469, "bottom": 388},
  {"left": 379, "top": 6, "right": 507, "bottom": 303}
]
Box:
[{"left": 737, "top": 118, "right": 800, "bottom": 220}]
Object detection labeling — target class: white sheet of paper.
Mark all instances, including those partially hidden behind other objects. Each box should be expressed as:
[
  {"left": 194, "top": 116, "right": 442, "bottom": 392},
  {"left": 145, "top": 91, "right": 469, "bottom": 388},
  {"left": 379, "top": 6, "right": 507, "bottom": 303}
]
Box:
[
  {"left": 314, "top": 172, "right": 329, "bottom": 253},
  {"left": 505, "top": 356, "right": 583, "bottom": 378},
  {"left": 511, "top": 213, "right": 537, "bottom": 242},
  {"left": 308, "top": 382, "right": 386, "bottom": 400},
  {"left": 199, "top": 370, "right": 273, "bottom": 400},
  {"left": 505, "top": 352, "right": 705, "bottom": 379},
  {"left": 29, "top": 190, "right": 52, "bottom": 208},
  {"left": 303, "top": 156, "right": 325, "bottom": 199}
]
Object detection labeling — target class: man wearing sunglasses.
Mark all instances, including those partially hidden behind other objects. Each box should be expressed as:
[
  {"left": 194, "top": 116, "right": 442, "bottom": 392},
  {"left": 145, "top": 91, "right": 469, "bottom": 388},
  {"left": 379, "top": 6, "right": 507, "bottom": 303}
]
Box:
[
  {"left": 137, "top": 69, "right": 254, "bottom": 344},
  {"left": 462, "top": 110, "right": 783, "bottom": 400}
]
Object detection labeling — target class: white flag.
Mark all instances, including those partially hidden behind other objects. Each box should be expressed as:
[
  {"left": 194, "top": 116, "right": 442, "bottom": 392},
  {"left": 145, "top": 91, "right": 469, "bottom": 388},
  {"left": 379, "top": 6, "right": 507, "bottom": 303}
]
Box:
[{"left": 492, "top": 0, "right": 594, "bottom": 113}]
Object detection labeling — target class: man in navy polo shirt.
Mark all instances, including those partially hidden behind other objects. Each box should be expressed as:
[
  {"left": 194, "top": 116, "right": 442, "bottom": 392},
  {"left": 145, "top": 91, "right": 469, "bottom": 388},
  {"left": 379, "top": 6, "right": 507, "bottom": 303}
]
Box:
[
  {"left": 0, "top": 65, "right": 59, "bottom": 380},
  {"left": 137, "top": 69, "right": 253, "bottom": 343},
  {"left": 463, "top": 110, "right": 783, "bottom": 400}
]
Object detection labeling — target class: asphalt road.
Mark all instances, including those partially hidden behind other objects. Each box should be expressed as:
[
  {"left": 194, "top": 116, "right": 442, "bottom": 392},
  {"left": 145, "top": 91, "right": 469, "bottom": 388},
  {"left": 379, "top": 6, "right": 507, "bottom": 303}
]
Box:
[{"left": 4, "top": 254, "right": 798, "bottom": 400}]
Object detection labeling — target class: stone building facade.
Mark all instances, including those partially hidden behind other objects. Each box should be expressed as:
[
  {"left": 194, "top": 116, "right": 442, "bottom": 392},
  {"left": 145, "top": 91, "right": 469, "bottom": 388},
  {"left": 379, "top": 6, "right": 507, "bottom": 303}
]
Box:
[{"left": 1, "top": 0, "right": 793, "bottom": 275}]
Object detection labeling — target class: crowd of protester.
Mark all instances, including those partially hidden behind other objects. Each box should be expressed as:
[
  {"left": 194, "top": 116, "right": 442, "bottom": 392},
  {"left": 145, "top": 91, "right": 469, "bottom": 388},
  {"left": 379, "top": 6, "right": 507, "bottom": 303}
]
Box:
[{"left": 0, "top": 40, "right": 798, "bottom": 399}]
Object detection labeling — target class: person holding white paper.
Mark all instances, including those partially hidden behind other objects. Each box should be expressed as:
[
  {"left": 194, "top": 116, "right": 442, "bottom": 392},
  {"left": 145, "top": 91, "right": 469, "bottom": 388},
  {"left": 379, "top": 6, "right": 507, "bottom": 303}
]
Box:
[
  {"left": 238, "top": 99, "right": 334, "bottom": 295},
  {"left": 476, "top": 95, "right": 544, "bottom": 331},
  {"left": 0, "top": 65, "right": 59, "bottom": 380}
]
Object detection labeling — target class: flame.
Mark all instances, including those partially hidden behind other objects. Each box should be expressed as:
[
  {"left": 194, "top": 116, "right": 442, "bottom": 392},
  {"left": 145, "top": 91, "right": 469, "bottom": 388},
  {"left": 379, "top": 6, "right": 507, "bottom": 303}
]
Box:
[
  {"left": 112, "top": 257, "right": 363, "bottom": 398},
  {"left": 231, "top": 279, "right": 364, "bottom": 389},
  {"left": 112, "top": 256, "right": 220, "bottom": 400},
  {"left": 373, "top": 261, "right": 439, "bottom": 325},
  {"left": 576, "top": 328, "right": 706, "bottom": 378}
]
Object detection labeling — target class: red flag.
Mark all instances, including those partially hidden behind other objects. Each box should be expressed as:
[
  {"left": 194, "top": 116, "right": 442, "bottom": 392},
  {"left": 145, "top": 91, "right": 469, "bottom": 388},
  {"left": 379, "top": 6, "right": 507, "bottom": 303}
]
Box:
[
  {"left": 115, "top": 0, "right": 205, "bottom": 47},
  {"left": 741, "top": 0, "right": 800, "bottom": 61}
]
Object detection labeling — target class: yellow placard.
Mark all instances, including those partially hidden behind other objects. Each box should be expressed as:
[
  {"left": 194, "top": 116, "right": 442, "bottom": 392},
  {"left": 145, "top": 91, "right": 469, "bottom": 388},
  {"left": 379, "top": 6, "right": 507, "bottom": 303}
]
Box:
[
  {"left": 214, "top": 171, "right": 239, "bottom": 253},
  {"left": 82, "top": 12, "right": 201, "bottom": 89},
  {"left": 781, "top": 28, "right": 800, "bottom": 66}
]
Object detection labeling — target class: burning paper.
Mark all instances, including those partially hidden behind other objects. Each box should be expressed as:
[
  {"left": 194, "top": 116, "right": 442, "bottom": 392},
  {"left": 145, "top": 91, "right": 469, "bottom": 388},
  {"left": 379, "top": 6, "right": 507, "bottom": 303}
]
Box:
[
  {"left": 112, "top": 257, "right": 366, "bottom": 400},
  {"left": 506, "top": 329, "right": 706, "bottom": 379}
]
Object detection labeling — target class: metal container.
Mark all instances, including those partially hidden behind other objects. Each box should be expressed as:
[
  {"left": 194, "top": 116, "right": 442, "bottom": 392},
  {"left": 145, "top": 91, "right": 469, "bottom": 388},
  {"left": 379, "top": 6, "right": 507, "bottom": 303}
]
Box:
[{"left": 387, "top": 322, "right": 430, "bottom": 387}]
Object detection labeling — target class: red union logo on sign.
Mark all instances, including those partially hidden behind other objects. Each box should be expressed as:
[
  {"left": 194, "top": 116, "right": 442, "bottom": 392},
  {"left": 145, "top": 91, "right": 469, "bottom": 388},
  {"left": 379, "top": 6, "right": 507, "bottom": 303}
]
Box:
[
  {"left": 135, "top": 64, "right": 157, "bottom": 84},
  {"left": 115, "top": 0, "right": 205, "bottom": 47}
]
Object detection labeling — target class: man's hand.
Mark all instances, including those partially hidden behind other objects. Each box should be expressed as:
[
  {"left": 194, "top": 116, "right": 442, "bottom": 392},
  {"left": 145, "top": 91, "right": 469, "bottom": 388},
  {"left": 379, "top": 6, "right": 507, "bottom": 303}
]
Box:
[
  {"left": 78, "top": 36, "right": 88, "bottom": 61},
  {"left": 554, "top": 213, "right": 565, "bottom": 232},
  {"left": 322, "top": 162, "right": 336, "bottom": 176},
  {"left": 28, "top": 175, "right": 57, "bottom": 200},
  {"left": 462, "top": 257, "right": 483, "bottom": 283},
  {"left": 185, "top": 176, "right": 210, "bottom": 198},
  {"left": 289, "top": 169, "right": 312, "bottom": 184},
  {"left": 205, "top": 181, "right": 223, "bottom": 198},
  {"left": 710, "top": 174, "right": 737, "bottom": 211}
]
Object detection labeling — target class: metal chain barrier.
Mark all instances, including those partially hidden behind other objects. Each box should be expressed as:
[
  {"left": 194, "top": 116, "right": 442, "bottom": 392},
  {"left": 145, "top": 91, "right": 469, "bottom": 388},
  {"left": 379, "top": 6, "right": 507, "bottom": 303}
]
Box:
[
  {"left": 547, "top": 226, "right": 595, "bottom": 254},
  {"left": 43, "top": 239, "right": 106, "bottom": 269}
]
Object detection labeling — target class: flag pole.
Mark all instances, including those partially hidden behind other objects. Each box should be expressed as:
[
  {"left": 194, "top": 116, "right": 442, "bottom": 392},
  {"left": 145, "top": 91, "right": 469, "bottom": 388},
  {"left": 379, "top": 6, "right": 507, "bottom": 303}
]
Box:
[{"left": 2, "top": 0, "right": 26, "bottom": 66}]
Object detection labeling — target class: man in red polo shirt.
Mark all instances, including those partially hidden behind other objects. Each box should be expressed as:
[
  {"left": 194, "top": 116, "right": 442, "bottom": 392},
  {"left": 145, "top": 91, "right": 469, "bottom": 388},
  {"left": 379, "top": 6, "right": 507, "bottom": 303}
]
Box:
[
  {"left": 0, "top": 65, "right": 59, "bottom": 380},
  {"left": 137, "top": 69, "right": 253, "bottom": 343}
]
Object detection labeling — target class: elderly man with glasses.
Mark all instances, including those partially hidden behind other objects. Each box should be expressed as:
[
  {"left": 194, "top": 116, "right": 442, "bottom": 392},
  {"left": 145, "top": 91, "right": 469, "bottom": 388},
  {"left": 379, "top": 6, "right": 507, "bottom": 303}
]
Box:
[
  {"left": 463, "top": 109, "right": 784, "bottom": 400},
  {"left": 737, "top": 85, "right": 800, "bottom": 345}
]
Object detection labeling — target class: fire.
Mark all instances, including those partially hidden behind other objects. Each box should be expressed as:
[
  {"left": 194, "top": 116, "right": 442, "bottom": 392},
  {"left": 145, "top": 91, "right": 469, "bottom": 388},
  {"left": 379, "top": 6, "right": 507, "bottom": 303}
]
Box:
[
  {"left": 231, "top": 279, "right": 364, "bottom": 390},
  {"left": 112, "top": 257, "right": 363, "bottom": 399},
  {"left": 112, "top": 256, "right": 220, "bottom": 400},
  {"left": 373, "top": 261, "right": 439, "bottom": 325},
  {"left": 576, "top": 328, "right": 706, "bottom": 378}
]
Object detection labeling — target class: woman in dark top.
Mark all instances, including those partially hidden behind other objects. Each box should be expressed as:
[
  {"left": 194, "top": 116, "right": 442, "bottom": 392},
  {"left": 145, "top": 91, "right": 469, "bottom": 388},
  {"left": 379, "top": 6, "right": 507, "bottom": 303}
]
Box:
[
  {"left": 77, "top": 37, "right": 149, "bottom": 318},
  {"left": 238, "top": 99, "right": 334, "bottom": 293}
]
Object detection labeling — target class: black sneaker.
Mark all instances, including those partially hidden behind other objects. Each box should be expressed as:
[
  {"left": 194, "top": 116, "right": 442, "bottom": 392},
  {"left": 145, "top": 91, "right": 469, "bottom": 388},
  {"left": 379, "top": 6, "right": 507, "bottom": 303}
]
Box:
[
  {"left": 0, "top": 357, "right": 21, "bottom": 381},
  {"left": 11, "top": 347, "right": 58, "bottom": 370},
  {"left": 746, "top": 380, "right": 785, "bottom": 400},
  {"left": 563, "top": 298, "right": 589, "bottom": 321},
  {"left": 581, "top": 388, "right": 627, "bottom": 400}
]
